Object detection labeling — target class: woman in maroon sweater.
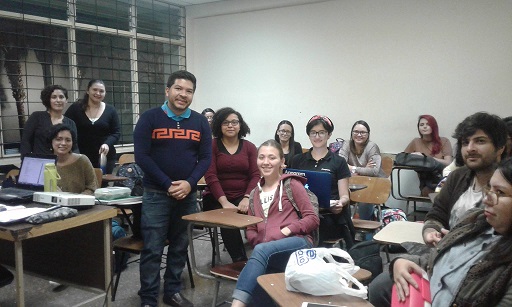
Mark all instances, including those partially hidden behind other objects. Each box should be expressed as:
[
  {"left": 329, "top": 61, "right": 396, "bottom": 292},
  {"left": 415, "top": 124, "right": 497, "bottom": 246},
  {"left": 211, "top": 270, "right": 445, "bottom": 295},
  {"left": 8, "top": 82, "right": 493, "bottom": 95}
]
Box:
[
  {"left": 231, "top": 139, "right": 319, "bottom": 307},
  {"left": 203, "top": 107, "right": 260, "bottom": 262}
]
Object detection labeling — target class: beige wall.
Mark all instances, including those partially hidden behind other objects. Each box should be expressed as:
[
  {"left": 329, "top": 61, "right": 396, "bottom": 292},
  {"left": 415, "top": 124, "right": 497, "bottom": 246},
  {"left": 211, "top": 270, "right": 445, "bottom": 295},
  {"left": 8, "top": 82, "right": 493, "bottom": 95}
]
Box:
[{"left": 186, "top": 0, "right": 512, "bottom": 154}]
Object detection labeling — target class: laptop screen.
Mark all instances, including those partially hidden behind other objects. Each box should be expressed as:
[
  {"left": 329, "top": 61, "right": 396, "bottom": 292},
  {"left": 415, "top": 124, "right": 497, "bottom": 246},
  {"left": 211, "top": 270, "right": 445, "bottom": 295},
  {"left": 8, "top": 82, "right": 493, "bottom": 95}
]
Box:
[
  {"left": 18, "top": 154, "right": 57, "bottom": 187},
  {"left": 284, "top": 168, "right": 332, "bottom": 208}
]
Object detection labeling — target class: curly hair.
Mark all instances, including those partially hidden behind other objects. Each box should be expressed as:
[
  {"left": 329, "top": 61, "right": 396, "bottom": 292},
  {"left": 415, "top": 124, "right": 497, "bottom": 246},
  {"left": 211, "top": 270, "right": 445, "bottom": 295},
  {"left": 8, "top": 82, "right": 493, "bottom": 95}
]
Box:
[
  {"left": 40, "top": 85, "right": 68, "bottom": 109},
  {"left": 211, "top": 107, "right": 250, "bottom": 139}
]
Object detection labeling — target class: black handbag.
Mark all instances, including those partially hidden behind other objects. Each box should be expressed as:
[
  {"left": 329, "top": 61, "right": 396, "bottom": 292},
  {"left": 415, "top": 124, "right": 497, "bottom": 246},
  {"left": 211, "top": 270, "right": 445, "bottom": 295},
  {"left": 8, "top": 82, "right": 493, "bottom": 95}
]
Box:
[{"left": 394, "top": 152, "right": 445, "bottom": 173}]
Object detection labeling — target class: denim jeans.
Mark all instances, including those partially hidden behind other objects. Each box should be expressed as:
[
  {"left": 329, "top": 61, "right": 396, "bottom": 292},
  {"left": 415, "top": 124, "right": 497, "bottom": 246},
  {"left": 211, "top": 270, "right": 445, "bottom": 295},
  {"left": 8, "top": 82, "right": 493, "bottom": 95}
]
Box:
[
  {"left": 232, "top": 236, "right": 312, "bottom": 304},
  {"left": 138, "top": 190, "right": 197, "bottom": 306}
]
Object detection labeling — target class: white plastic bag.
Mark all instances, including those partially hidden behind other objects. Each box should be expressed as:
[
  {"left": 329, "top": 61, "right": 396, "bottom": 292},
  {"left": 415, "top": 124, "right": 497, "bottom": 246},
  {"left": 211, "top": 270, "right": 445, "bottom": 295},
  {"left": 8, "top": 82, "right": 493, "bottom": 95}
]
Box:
[{"left": 285, "top": 247, "right": 367, "bottom": 299}]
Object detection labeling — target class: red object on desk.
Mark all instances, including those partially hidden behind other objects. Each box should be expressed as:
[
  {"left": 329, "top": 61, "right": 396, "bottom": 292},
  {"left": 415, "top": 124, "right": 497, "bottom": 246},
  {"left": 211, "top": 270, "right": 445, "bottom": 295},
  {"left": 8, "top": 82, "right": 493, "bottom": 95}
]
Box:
[{"left": 391, "top": 271, "right": 431, "bottom": 307}]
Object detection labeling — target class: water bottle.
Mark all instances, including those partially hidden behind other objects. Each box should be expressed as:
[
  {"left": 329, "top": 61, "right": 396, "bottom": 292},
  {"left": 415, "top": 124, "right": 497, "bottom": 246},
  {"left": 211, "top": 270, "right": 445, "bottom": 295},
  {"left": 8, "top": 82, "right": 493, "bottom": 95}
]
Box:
[
  {"left": 44, "top": 163, "right": 60, "bottom": 192},
  {"left": 99, "top": 153, "right": 107, "bottom": 174}
]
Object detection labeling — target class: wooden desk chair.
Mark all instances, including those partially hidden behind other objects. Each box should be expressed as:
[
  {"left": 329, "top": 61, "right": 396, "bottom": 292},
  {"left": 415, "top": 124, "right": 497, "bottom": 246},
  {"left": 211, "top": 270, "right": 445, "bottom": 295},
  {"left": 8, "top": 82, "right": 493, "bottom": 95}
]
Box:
[
  {"left": 94, "top": 168, "right": 103, "bottom": 187},
  {"left": 209, "top": 260, "right": 247, "bottom": 306},
  {"left": 349, "top": 176, "right": 391, "bottom": 234},
  {"left": 111, "top": 236, "right": 195, "bottom": 301},
  {"left": 381, "top": 155, "right": 393, "bottom": 177},
  {"left": 118, "top": 153, "right": 135, "bottom": 165}
]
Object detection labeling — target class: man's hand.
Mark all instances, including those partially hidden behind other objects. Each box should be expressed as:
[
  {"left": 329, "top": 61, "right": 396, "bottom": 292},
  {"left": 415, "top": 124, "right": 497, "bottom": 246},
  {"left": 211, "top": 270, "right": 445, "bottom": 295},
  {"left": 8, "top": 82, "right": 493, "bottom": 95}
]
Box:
[
  {"left": 393, "top": 259, "right": 422, "bottom": 302},
  {"left": 168, "top": 180, "right": 191, "bottom": 200},
  {"left": 423, "top": 227, "right": 449, "bottom": 246}
]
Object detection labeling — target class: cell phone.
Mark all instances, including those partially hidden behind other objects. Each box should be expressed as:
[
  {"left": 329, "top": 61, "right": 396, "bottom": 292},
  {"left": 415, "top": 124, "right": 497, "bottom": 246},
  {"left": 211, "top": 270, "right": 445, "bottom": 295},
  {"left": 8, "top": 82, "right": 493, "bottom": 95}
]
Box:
[{"left": 301, "top": 303, "right": 347, "bottom": 307}]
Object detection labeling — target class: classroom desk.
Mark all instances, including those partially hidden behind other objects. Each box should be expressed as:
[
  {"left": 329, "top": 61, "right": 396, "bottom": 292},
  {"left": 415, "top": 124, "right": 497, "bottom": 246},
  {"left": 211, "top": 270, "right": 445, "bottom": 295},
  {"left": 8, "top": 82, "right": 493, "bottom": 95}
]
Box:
[
  {"left": 0, "top": 205, "right": 117, "bottom": 307},
  {"left": 182, "top": 208, "right": 263, "bottom": 280},
  {"left": 96, "top": 197, "right": 142, "bottom": 234},
  {"left": 373, "top": 221, "right": 424, "bottom": 245},
  {"left": 257, "top": 272, "right": 373, "bottom": 307}
]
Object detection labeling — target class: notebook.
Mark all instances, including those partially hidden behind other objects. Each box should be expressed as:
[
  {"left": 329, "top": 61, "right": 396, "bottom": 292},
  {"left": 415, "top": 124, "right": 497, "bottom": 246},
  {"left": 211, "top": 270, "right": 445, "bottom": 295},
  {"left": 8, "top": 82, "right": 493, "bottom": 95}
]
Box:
[
  {"left": 0, "top": 153, "right": 57, "bottom": 203},
  {"left": 283, "top": 168, "right": 332, "bottom": 208}
]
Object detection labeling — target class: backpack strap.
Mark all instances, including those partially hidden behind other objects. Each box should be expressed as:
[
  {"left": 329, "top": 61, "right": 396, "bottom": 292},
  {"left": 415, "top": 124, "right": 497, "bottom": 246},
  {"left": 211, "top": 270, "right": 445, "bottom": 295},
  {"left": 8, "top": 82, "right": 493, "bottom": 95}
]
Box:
[
  {"left": 248, "top": 188, "right": 256, "bottom": 215},
  {"left": 283, "top": 178, "right": 302, "bottom": 218}
]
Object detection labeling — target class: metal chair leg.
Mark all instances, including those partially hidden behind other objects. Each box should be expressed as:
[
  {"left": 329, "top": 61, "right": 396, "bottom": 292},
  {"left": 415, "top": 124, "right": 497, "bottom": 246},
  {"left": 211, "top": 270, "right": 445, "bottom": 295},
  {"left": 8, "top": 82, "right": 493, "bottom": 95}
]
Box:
[{"left": 186, "top": 254, "right": 195, "bottom": 288}]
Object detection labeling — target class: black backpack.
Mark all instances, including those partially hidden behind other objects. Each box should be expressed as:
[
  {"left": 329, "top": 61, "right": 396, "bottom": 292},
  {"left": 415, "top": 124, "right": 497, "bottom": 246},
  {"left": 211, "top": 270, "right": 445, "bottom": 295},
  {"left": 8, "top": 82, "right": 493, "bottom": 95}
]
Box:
[
  {"left": 348, "top": 240, "right": 383, "bottom": 282},
  {"left": 114, "top": 162, "right": 144, "bottom": 196}
]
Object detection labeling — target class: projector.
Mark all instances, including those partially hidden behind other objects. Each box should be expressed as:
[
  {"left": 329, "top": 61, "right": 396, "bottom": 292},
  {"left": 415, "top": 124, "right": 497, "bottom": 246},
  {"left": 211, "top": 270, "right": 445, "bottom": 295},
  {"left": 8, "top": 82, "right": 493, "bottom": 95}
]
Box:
[{"left": 33, "top": 192, "right": 96, "bottom": 207}]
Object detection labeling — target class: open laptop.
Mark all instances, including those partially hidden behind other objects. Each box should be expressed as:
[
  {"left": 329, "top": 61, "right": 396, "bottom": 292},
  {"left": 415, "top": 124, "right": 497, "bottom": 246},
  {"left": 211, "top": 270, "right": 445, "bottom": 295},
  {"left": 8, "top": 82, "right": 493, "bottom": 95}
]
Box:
[
  {"left": 0, "top": 153, "right": 57, "bottom": 203},
  {"left": 284, "top": 168, "right": 332, "bottom": 208}
]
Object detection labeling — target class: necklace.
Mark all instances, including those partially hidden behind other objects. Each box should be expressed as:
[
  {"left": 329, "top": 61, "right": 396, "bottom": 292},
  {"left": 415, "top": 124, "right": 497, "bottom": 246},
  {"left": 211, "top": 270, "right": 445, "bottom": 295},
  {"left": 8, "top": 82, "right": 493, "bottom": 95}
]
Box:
[{"left": 88, "top": 103, "right": 102, "bottom": 125}]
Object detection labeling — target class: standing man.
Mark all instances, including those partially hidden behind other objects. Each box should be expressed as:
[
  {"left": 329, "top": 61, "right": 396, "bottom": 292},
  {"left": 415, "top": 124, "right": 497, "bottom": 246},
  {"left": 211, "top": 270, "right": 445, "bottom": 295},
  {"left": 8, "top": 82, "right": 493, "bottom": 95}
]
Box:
[
  {"left": 369, "top": 112, "right": 507, "bottom": 306},
  {"left": 134, "top": 70, "right": 212, "bottom": 307}
]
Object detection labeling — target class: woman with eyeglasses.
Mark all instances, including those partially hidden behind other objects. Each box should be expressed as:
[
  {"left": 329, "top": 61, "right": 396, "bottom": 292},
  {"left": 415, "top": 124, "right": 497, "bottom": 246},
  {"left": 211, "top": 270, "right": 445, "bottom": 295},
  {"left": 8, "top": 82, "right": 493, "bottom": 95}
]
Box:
[
  {"left": 404, "top": 115, "right": 453, "bottom": 196},
  {"left": 339, "top": 120, "right": 386, "bottom": 220},
  {"left": 369, "top": 157, "right": 512, "bottom": 306},
  {"left": 201, "top": 107, "right": 215, "bottom": 129},
  {"left": 274, "top": 120, "right": 302, "bottom": 167},
  {"left": 203, "top": 107, "right": 260, "bottom": 262},
  {"left": 290, "top": 115, "right": 355, "bottom": 249}
]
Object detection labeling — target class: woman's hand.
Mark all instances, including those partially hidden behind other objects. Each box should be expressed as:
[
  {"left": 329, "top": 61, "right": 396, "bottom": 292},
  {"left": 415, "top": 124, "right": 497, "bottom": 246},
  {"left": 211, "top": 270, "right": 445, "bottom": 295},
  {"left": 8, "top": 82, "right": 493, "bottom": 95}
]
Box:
[
  {"left": 237, "top": 197, "right": 249, "bottom": 214},
  {"left": 281, "top": 227, "right": 291, "bottom": 236},
  {"left": 98, "top": 144, "right": 110, "bottom": 155},
  {"left": 217, "top": 196, "right": 238, "bottom": 210},
  {"left": 329, "top": 200, "right": 344, "bottom": 214},
  {"left": 366, "top": 159, "right": 376, "bottom": 168},
  {"left": 392, "top": 259, "right": 422, "bottom": 302}
]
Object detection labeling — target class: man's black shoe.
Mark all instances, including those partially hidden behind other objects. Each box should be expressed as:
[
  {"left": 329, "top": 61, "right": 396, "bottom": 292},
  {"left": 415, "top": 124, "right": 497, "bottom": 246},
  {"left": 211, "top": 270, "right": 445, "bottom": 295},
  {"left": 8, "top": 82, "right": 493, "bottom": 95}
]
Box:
[
  {"left": 0, "top": 265, "right": 14, "bottom": 288},
  {"left": 163, "top": 292, "right": 193, "bottom": 307}
]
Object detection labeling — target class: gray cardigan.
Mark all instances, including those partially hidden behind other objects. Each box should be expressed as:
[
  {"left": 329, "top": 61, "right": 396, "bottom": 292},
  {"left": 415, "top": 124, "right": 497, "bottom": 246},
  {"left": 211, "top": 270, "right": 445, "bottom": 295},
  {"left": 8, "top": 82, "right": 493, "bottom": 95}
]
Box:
[{"left": 338, "top": 140, "right": 385, "bottom": 177}]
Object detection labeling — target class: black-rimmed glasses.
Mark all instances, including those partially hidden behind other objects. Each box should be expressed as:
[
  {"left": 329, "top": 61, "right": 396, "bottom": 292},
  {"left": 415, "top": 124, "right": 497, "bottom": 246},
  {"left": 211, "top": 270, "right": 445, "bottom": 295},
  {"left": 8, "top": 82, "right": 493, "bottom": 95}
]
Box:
[
  {"left": 309, "top": 130, "right": 328, "bottom": 138},
  {"left": 222, "top": 120, "right": 240, "bottom": 127},
  {"left": 352, "top": 130, "right": 368, "bottom": 136}
]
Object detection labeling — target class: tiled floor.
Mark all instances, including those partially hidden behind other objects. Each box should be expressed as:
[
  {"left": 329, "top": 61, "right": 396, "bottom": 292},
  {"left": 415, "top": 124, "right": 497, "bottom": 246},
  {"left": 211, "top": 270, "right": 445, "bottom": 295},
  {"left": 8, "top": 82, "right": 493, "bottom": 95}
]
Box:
[{"left": 0, "top": 228, "right": 241, "bottom": 307}]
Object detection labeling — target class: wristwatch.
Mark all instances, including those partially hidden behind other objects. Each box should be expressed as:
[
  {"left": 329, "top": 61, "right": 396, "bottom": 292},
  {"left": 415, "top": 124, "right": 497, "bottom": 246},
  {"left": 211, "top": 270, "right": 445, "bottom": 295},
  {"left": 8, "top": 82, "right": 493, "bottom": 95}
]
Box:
[{"left": 351, "top": 166, "right": 357, "bottom": 174}]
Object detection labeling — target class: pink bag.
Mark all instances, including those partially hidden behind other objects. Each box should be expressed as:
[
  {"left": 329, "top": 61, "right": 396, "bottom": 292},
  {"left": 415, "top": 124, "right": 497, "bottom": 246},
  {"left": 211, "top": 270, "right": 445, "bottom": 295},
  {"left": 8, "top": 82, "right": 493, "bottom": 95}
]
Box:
[{"left": 391, "top": 271, "right": 431, "bottom": 307}]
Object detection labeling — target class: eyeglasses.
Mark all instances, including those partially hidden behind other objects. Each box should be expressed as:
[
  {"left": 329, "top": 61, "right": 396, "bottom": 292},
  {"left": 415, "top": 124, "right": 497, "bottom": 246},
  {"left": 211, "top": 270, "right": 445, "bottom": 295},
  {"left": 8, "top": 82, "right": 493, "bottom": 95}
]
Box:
[
  {"left": 278, "top": 130, "right": 292, "bottom": 135},
  {"left": 222, "top": 120, "right": 240, "bottom": 127},
  {"left": 482, "top": 186, "right": 512, "bottom": 206},
  {"left": 309, "top": 130, "right": 328, "bottom": 138},
  {"left": 352, "top": 130, "right": 368, "bottom": 136},
  {"left": 308, "top": 115, "right": 333, "bottom": 127},
  {"left": 205, "top": 116, "right": 213, "bottom": 119}
]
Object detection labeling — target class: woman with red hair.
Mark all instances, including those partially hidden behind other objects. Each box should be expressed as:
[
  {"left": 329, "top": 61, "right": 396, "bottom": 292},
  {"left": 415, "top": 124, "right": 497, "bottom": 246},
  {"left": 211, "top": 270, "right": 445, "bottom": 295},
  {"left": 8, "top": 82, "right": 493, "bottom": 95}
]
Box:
[{"left": 405, "top": 115, "right": 453, "bottom": 195}]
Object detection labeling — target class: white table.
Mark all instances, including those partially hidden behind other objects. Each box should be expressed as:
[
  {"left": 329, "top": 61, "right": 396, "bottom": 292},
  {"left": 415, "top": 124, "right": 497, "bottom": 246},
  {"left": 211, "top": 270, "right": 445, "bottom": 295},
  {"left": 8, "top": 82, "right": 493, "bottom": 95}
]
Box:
[{"left": 373, "top": 221, "right": 425, "bottom": 262}]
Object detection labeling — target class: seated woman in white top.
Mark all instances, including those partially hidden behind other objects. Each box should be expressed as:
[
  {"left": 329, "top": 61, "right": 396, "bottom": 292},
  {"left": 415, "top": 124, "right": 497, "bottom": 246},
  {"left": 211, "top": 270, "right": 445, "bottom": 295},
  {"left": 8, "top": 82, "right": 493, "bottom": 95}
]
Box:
[{"left": 339, "top": 120, "right": 385, "bottom": 220}]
